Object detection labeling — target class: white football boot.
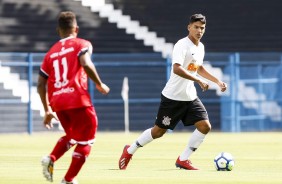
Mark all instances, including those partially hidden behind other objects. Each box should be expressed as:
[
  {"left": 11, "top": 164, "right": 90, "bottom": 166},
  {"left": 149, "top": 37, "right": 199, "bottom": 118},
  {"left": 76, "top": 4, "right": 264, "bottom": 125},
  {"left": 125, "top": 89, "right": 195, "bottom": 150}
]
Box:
[
  {"left": 61, "top": 178, "right": 78, "bottom": 184},
  {"left": 41, "top": 156, "right": 54, "bottom": 182}
]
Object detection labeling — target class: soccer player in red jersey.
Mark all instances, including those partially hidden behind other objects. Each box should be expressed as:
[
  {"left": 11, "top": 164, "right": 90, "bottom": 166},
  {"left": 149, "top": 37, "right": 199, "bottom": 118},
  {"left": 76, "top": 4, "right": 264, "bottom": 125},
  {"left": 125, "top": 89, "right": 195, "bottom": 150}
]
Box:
[{"left": 37, "top": 11, "right": 110, "bottom": 184}]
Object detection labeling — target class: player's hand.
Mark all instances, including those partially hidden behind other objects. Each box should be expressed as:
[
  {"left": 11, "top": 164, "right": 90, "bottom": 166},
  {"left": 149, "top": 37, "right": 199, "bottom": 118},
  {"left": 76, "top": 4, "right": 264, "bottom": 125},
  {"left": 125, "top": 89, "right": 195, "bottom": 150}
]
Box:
[
  {"left": 96, "top": 83, "right": 110, "bottom": 95},
  {"left": 43, "top": 111, "right": 58, "bottom": 129},
  {"left": 218, "top": 81, "right": 227, "bottom": 92},
  {"left": 197, "top": 79, "right": 209, "bottom": 92}
]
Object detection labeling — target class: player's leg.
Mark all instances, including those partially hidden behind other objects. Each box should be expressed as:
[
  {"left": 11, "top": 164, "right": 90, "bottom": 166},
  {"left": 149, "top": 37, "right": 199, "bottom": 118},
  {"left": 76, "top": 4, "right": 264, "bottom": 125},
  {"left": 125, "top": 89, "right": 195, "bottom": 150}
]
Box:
[
  {"left": 126, "top": 94, "right": 182, "bottom": 155},
  {"left": 119, "top": 125, "right": 166, "bottom": 170},
  {"left": 41, "top": 111, "right": 74, "bottom": 182},
  {"left": 128, "top": 125, "right": 166, "bottom": 153},
  {"left": 41, "top": 135, "right": 74, "bottom": 182},
  {"left": 63, "top": 144, "right": 91, "bottom": 183},
  {"left": 119, "top": 94, "right": 181, "bottom": 170},
  {"left": 179, "top": 120, "right": 211, "bottom": 160},
  {"left": 49, "top": 110, "right": 75, "bottom": 161},
  {"left": 50, "top": 135, "right": 74, "bottom": 161},
  {"left": 60, "top": 106, "right": 97, "bottom": 183},
  {"left": 176, "top": 120, "right": 211, "bottom": 170},
  {"left": 176, "top": 98, "right": 210, "bottom": 170}
]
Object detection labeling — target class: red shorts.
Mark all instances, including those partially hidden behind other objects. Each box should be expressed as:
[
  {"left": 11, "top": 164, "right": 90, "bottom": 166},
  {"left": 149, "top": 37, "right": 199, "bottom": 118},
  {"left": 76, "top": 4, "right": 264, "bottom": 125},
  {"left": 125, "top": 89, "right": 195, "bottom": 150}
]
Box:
[{"left": 56, "top": 106, "right": 98, "bottom": 143}]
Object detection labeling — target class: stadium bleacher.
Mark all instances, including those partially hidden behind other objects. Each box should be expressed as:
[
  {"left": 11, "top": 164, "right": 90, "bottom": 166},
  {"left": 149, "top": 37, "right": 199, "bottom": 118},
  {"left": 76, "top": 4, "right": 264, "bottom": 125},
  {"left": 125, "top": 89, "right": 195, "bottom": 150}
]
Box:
[
  {"left": 0, "top": 0, "right": 153, "bottom": 53},
  {"left": 108, "top": 0, "right": 282, "bottom": 52},
  {"left": 2, "top": 0, "right": 282, "bottom": 53}
]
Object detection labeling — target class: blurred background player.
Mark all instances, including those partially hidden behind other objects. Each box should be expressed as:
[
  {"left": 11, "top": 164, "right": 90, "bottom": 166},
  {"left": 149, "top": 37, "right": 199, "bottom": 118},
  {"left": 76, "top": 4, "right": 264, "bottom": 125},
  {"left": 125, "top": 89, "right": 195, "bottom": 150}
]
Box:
[
  {"left": 37, "top": 11, "right": 110, "bottom": 184},
  {"left": 118, "top": 14, "right": 227, "bottom": 170}
]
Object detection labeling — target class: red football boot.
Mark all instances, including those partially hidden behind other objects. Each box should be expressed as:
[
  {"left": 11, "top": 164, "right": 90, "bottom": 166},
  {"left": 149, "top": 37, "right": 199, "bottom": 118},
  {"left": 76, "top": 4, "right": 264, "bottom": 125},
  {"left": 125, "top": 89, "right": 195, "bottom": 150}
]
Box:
[
  {"left": 119, "top": 145, "right": 132, "bottom": 170},
  {"left": 175, "top": 156, "right": 199, "bottom": 170}
]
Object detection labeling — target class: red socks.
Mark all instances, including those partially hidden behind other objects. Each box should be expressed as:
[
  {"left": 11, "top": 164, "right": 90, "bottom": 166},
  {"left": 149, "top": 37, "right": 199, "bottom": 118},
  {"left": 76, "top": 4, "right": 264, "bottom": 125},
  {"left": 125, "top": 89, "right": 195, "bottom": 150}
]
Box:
[
  {"left": 64, "top": 144, "right": 91, "bottom": 182},
  {"left": 49, "top": 136, "right": 92, "bottom": 182},
  {"left": 50, "top": 136, "right": 73, "bottom": 162}
]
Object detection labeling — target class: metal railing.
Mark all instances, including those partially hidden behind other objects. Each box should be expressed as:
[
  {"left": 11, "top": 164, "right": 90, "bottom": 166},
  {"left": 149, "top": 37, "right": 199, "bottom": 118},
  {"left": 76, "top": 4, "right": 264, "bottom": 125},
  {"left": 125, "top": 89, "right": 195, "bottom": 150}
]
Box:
[{"left": 0, "top": 52, "right": 281, "bottom": 133}]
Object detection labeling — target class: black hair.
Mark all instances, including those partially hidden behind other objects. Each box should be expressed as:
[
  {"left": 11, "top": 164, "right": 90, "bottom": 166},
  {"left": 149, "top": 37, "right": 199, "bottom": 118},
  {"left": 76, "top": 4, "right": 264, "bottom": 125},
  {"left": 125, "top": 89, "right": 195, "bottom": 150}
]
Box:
[
  {"left": 189, "top": 14, "right": 206, "bottom": 24},
  {"left": 58, "top": 11, "right": 77, "bottom": 31}
]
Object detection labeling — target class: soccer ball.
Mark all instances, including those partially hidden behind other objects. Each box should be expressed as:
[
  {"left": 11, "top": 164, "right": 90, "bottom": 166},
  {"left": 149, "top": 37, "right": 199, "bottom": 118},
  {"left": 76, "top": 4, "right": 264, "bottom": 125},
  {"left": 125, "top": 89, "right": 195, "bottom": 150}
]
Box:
[{"left": 214, "top": 152, "right": 235, "bottom": 171}]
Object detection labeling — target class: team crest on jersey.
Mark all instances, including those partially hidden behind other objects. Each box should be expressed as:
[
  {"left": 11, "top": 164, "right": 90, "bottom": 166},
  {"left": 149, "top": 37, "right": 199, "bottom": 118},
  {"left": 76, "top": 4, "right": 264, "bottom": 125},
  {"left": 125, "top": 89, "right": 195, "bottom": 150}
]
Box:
[
  {"left": 187, "top": 60, "right": 199, "bottom": 73},
  {"left": 162, "top": 116, "right": 171, "bottom": 126}
]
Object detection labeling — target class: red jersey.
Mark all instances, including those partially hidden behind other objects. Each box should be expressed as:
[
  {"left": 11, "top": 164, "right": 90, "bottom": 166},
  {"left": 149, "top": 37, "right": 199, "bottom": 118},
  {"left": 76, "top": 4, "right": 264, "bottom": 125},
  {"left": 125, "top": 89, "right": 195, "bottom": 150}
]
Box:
[{"left": 40, "top": 36, "right": 93, "bottom": 112}]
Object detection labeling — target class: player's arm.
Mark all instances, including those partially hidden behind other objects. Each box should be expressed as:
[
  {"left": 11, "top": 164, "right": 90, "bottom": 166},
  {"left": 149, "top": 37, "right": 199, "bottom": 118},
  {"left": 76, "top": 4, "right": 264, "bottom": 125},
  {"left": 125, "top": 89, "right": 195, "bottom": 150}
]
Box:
[
  {"left": 37, "top": 74, "right": 58, "bottom": 129},
  {"left": 37, "top": 75, "right": 48, "bottom": 112},
  {"left": 173, "top": 63, "right": 209, "bottom": 91},
  {"left": 197, "top": 65, "right": 227, "bottom": 92},
  {"left": 79, "top": 52, "right": 110, "bottom": 95}
]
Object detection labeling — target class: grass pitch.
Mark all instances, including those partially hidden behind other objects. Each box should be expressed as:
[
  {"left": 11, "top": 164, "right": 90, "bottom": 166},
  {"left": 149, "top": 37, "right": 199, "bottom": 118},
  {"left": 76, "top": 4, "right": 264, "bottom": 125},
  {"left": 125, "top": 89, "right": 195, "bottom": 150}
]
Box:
[{"left": 0, "top": 131, "right": 281, "bottom": 184}]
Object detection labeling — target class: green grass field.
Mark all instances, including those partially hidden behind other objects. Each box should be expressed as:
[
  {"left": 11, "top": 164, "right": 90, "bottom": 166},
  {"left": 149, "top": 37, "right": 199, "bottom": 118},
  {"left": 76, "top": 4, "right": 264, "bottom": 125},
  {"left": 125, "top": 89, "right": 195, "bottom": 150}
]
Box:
[{"left": 0, "top": 131, "right": 281, "bottom": 184}]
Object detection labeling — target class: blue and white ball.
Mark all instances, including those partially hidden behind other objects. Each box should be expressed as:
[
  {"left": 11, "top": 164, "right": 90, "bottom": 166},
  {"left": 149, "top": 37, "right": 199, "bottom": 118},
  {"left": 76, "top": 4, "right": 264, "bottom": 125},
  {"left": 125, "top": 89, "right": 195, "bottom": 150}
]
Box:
[{"left": 214, "top": 152, "right": 235, "bottom": 171}]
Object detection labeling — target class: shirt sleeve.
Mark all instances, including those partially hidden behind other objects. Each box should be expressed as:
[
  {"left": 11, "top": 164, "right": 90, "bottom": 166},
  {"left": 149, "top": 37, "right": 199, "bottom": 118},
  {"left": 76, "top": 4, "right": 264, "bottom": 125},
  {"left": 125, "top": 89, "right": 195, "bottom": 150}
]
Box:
[
  {"left": 172, "top": 41, "right": 186, "bottom": 66},
  {"left": 39, "top": 54, "right": 49, "bottom": 79},
  {"left": 77, "top": 40, "right": 93, "bottom": 57},
  {"left": 39, "top": 69, "right": 48, "bottom": 79}
]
